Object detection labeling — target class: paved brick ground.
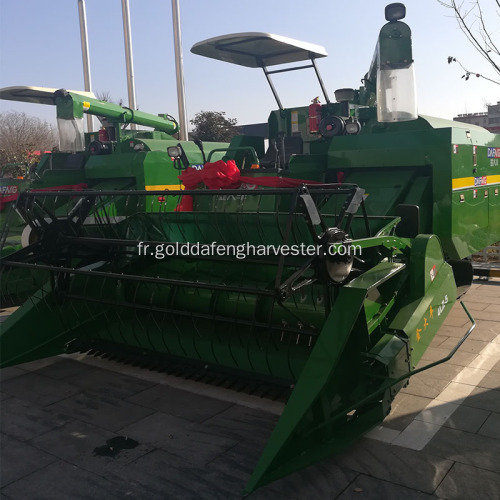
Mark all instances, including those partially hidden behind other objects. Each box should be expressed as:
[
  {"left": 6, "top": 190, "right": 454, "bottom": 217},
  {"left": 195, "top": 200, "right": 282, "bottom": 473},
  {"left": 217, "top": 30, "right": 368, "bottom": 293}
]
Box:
[{"left": 1, "top": 280, "right": 499, "bottom": 499}]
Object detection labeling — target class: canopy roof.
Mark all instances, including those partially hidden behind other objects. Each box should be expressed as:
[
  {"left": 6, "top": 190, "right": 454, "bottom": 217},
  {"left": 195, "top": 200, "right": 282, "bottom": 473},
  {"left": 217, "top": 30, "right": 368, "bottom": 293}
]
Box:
[
  {"left": 191, "top": 32, "right": 327, "bottom": 68},
  {"left": 0, "top": 86, "right": 96, "bottom": 106}
]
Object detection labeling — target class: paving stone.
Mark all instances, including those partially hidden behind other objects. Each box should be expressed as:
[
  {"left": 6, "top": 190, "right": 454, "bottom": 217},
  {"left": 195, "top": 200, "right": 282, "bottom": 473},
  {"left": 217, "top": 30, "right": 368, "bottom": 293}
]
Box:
[
  {"left": 118, "top": 411, "right": 237, "bottom": 465},
  {"left": 478, "top": 412, "right": 500, "bottom": 439},
  {"left": 209, "top": 439, "right": 356, "bottom": 499},
  {"left": 437, "top": 324, "right": 470, "bottom": 339},
  {"left": 0, "top": 392, "right": 11, "bottom": 402},
  {"left": 443, "top": 405, "right": 490, "bottom": 433},
  {"left": 333, "top": 438, "right": 453, "bottom": 493},
  {"left": 471, "top": 309, "right": 500, "bottom": 322},
  {"left": 29, "top": 419, "right": 153, "bottom": 476},
  {"left": 383, "top": 393, "right": 433, "bottom": 431},
  {"left": 14, "top": 357, "right": 62, "bottom": 372},
  {"left": 0, "top": 434, "right": 57, "bottom": 488},
  {"left": 400, "top": 373, "right": 450, "bottom": 399},
  {"left": 1, "top": 460, "right": 163, "bottom": 500},
  {"left": 413, "top": 361, "right": 463, "bottom": 381},
  {"left": 426, "top": 334, "right": 450, "bottom": 347},
  {"left": 34, "top": 357, "right": 98, "bottom": 380},
  {"left": 1, "top": 397, "right": 68, "bottom": 441},
  {"left": 462, "top": 386, "right": 500, "bottom": 413},
  {"left": 218, "top": 434, "right": 360, "bottom": 499},
  {"left": 113, "top": 448, "right": 246, "bottom": 499},
  {"left": 0, "top": 372, "right": 81, "bottom": 406},
  {"left": 420, "top": 347, "right": 477, "bottom": 367},
  {"left": 462, "top": 294, "right": 500, "bottom": 305},
  {"left": 203, "top": 424, "right": 358, "bottom": 500},
  {"left": 439, "top": 336, "right": 490, "bottom": 354},
  {"left": 441, "top": 314, "right": 470, "bottom": 328},
  {"left": 45, "top": 389, "right": 155, "bottom": 432},
  {"left": 391, "top": 419, "right": 443, "bottom": 450},
  {"left": 423, "top": 426, "right": 500, "bottom": 473},
  {"left": 468, "top": 354, "right": 500, "bottom": 372},
  {"left": 64, "top": 365, "right": 156, "bottom": 399},
  {"left": 470, "top": 283, "right": 500, "bottom": 294},
  {"left": 259, "top": 458, "right": 358, "bottom": 499},
  {"left": 452, "top": 365, "right": 491, "bottom": 387},
  {"left": 0, "top": 366, "right": 27, "bottom": 382},
  {"left": 436, "top": 381, "right": 476, "bottom": 404},
  {"left": 435, "top": 462, "right": 500, "bottom": 500},
  {"left": 206, "top": 438, "right": 269, "bottom": 482},
  {"left": 476, "top": 369, "right": 500, "bottom": 390},
  {"left": 462, "top": 301, "right": 489, "bottom": 312},
  {"left": 415, "top": 399, "right": 459, "bottom": 427},
  {"left": 440, "top": 318, "right": 498, "bottom": 342},
  {"left": 202, "top": 403, "right": 279, "bottom": 442},
  {"left": 336, "top": 474, "right": 436, "bottom": 499},
  {"left": 126, "top": 383, "right": 233, "bottom": 422},
  {"left": 471, "top": 320, "right": 500, "bottom": 341},
  {"left": 365, "top": 424, "right": 401, "bottom": 443}
]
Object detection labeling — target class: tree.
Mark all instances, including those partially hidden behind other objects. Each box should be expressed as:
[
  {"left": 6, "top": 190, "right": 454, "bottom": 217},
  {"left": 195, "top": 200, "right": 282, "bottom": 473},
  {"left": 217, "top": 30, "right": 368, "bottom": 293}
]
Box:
[
  {"left": 95, "top": 90, "right": 123, "bottom": 106},
  {"left": 190, "top": 111, "right": 238, "bottom": 142},
  {"left": 439, "top": 0, "right": 500, "bottom": 85},
  {"left": 0, "top": 111, "right": 58, "bottom": 175}
]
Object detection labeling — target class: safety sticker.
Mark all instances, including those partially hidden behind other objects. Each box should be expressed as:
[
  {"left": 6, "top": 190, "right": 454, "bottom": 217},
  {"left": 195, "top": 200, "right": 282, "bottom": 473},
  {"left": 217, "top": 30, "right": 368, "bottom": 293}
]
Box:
[
  {"left": 453, "top": 145, "right": 458, "bottom": 154},
  {"left": 429, "top": 264, "right": 436, "bottom": 281}
]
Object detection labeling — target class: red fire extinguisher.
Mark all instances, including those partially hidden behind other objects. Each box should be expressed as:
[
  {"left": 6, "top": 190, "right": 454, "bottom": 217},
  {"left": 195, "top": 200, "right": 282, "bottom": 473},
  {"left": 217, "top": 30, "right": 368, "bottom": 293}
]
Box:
[
  {"left": 308, "top": 97, "right": 322, "bottom": 134},
  {"left": 98, "top": 127, "right": 109, "bottom": 142}
]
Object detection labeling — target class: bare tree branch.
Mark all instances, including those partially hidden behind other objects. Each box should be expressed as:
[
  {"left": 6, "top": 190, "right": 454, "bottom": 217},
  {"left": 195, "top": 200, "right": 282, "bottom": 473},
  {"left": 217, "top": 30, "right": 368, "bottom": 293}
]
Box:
[
  {"left": 476, "top": 1, "right": 500, "bottom": 56},
  {"left": 447, "top": 56, "right": 500, "bottom": 84},
  {"left": 439, "top": 0, "right": 500, "bottom": 76}
]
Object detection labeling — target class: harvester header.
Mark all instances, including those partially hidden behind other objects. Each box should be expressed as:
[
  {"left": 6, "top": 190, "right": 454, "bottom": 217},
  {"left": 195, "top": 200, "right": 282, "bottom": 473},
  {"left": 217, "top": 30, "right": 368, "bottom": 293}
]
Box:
[{"left": 0, "top": 3, "right": 498, "bottom": 496}]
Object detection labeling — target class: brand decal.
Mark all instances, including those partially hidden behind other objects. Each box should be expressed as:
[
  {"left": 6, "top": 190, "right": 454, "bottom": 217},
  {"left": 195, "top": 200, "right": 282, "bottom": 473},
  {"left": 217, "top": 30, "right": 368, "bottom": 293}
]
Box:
[
  {"left": 0, "top": 185, "right": 18, "bottom": 196},
  {"left": 0, "top": 185, "right": 19, "bottom": 211},
  {"left": 216, "top": 194, "right": 248, "bottom": 201},
  {"left": 487, "top": 147, "right": 500, "bottom": 159},
  {"left": 474, "top": 176, "right": 487, "bottom": 186},
  {"left": 437, "top": 294, "right": 449, "bottom": 317}
]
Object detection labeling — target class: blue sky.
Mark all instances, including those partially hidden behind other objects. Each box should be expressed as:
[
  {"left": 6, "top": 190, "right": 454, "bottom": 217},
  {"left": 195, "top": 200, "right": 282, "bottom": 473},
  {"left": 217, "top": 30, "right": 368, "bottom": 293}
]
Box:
[{"left": 0, "top": 0, "right": 498, "bottom": 129}]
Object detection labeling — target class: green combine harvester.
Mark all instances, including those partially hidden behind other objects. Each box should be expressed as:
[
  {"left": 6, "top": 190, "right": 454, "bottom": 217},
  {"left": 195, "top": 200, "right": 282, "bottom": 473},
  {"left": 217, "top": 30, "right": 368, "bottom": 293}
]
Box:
[
  {"left": 0, "top": 86, "right": 227, "bottom": 302},
  {"left": 1, "top": 3, "right": 499, "bottom": 494}
]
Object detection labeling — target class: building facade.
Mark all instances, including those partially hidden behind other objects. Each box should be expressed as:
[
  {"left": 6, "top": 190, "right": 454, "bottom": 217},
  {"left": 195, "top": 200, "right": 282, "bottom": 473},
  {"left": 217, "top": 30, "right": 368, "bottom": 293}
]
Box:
[{"left": 454, "top": 101, "right": 500, "bottom": 134}]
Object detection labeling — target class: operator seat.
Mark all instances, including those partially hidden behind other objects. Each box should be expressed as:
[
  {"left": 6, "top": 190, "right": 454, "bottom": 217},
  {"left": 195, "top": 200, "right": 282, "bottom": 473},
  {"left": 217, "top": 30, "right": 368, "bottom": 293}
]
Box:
[{"left": 259, "top": 134, "right": 303, "bottom": 170}]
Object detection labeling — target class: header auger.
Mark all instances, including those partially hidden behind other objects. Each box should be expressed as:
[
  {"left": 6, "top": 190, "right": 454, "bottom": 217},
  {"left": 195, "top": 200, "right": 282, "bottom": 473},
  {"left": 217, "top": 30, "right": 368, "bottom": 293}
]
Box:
[{"left": 1, "top": 3, "right": 498, "bottom": 495}]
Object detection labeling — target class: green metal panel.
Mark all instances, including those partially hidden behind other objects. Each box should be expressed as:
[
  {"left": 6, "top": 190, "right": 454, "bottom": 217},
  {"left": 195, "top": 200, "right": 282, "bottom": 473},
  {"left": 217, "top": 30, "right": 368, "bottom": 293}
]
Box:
[{"left": 328, "top": 117, "right": 500, "bottom": 259}]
